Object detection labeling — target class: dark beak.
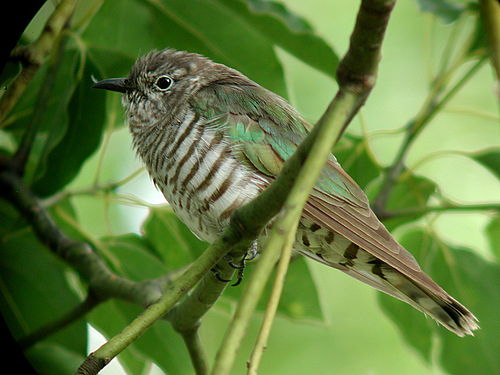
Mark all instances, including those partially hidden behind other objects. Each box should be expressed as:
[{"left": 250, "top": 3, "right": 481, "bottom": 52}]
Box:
[{"left": 92, "top": 78, "right": 129, "bottom": 93}]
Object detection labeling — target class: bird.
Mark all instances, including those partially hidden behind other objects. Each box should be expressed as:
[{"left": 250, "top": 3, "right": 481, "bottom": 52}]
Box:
[{"left": 92, "top": 48, "right": 479, "bottom": 337}]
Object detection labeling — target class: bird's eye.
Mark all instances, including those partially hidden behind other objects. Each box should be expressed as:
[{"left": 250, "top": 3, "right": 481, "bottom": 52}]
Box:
[{"left": 155, "top": 75, "right": 173, "bottom": 91}]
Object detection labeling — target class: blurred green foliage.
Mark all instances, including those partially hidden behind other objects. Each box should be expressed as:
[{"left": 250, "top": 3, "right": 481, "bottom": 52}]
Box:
[{"left": 0, "top": 1, "right": 499, "bottom": 375}]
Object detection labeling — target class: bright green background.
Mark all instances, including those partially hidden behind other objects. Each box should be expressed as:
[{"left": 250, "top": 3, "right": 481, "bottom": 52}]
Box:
[{"left": 1, "top": 1, "right": 499, "bottom": 375}]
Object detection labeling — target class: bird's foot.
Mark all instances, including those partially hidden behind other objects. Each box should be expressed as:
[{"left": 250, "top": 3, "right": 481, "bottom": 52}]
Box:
[
  {"left": 211, "top": 244, "right": 259, "bottom": 286},
  {"left": 210, "top": 266, "right": 232, "bottom": 283}
]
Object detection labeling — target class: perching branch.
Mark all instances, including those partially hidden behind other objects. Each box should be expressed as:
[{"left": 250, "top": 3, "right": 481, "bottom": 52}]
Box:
[{"left": 212, "top": 1, "right": 396, "bottom": 374}]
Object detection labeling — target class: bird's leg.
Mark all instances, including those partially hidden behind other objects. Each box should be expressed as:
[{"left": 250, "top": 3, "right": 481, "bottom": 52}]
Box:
[
  {"left": 209, "top": 252, "right": 249, "bottom": 284},
  {"left": 244, "top": 243, "right": 259, "bottom": 261},
  {"left": 227, "top": 242, "right": 259, "bottom": 287},
  {"left": 209, "top": 243, "right": 259, "bottom": 285}
]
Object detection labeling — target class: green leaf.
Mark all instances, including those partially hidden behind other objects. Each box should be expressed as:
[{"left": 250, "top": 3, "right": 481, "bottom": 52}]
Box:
[
  {"left": 470, "top": 148, "right": 500, "bottom": 179},
  {"left": 0, "top": 205, "right": 87, "bottom": 360},
  {"left": 3, "top": 47, "right": 82, "bottom": 184},
  {"left": 0, "top": 60, "right": 22, "bottom": 88},
  {"left": 466, "top": 10, "right": 488, "bottom": 57},
  {"left": 275, "top": 257, "right": 325, "bottom": 321},
  {"left": 28, "top": 48, "right": 82, "bottom": 184},
  {"left": 216, "top": 0, "right": 339, "bottom": 79},
  {"left": 379, "top": 228, "right": 500, "bottom": 374},
  {"left": 486, "top": 215, "right": 500, "bottom": 261},
  {"left": 142, "top": 206, "right": 207, "bottom": 269},
  {"left": 378, "top": 292, "right": 433, "bottom": 362},
  {"left": 101, "top": 233, "right": 168, "bottom": 280},
  {"left": 89, "top": 300, "right": 193, "bottom": 375},
  {"left": 33, "top": 56, "right": 107, "bottom": 196},
  {"left": 25, "top": 343, "right": 85, "bottom": 375},
  {"left": 416, "top": 0, "right": 467, "bottom": 23},
  {"left": 434, "top": 249, "right": 500, "bottom": 375},
  {"left": 83, "top": 0, "right": 288, "bottom": 97}
]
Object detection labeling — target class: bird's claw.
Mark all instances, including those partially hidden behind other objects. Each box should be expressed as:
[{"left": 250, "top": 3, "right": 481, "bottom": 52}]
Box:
[{"left": 211, "top": 245, "right": 258, "bottom": 286}]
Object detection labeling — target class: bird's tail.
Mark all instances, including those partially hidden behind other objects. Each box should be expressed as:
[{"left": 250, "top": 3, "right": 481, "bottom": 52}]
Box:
[{"left": 342, "top": 261, "right": 479, "bottom": 336}]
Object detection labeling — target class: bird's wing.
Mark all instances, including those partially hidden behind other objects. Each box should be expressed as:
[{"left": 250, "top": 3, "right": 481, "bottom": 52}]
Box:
[{"left": 191, "top": 81, "right": 448, "bottom": 298}]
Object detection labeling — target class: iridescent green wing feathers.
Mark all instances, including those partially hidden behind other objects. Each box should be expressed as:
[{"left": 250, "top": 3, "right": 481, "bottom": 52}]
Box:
[{"left": 191, "top": 78, "right": 449, "bottom": 299}]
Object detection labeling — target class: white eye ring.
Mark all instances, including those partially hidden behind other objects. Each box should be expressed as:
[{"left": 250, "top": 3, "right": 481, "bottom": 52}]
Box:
[{"left": 155, "top": 75, "right": 173, "bottom": 91}]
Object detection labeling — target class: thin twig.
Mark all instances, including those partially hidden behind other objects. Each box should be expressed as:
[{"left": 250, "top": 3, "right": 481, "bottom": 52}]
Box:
[
  {"left": 41, "top": 167, "right": 146, "bottom": 207},
  {"left": 372, "top": 56, "right": 487, "bottom": 215},
  {"left": 166, "top": 261, "right": 236, "bottom": 375},
  {"left": 378, "top": 202, "right": 500, "bottom": 220},
  {"left": 181, "top": 329, "right": 209, "bottom": 375},
  {"left": 247, "top": 221, "right": 295, "bottom": 375}
]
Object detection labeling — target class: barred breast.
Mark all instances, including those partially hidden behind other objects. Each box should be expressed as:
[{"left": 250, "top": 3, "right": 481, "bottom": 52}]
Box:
[{"left": 131, "top": 109, "right": 265, "bottom": 242}]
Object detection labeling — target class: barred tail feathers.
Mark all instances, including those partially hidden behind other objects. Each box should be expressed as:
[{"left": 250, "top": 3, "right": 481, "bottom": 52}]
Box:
[{"left": 343, "top": 262, "right": 479, "bottom": 337}]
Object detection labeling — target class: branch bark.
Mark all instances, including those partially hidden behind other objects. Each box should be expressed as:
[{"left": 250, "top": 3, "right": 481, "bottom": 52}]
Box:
[{"left": 479, "top": 0, "right": 500, "bottom": 99}]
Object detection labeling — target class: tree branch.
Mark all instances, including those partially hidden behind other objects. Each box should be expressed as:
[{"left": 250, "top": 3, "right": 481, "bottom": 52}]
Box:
[
  {"left": 479, "top": 0, "right": 500, "bottom": 99},
  {"left": 211, "top": 1, "right": 396, "bottom": 374},
  {"left": 0, "top": 165, "right": 179, "bottom": 345},
  {"left": 247, "top": 218, "right": 295, "bottom": 375}
]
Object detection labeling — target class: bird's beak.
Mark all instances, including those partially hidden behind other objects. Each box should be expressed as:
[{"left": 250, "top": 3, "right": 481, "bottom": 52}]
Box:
[{"left": 92, "top": 78, "right": 130, "bottom": 93}]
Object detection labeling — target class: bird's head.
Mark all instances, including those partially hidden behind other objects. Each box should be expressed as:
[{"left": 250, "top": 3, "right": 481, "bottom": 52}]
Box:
[{"left": 92, "top": 48, "right": 230, "bottom": 128}]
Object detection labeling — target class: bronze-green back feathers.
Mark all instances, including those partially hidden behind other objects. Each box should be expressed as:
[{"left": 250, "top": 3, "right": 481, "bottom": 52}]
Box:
[{"left": 189, "top": 65, "right": 479, "bottom": 336}]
